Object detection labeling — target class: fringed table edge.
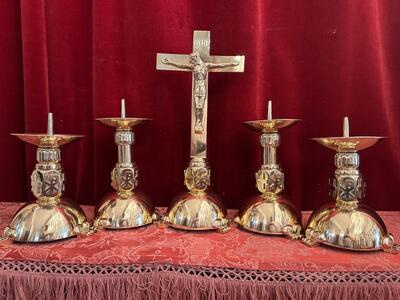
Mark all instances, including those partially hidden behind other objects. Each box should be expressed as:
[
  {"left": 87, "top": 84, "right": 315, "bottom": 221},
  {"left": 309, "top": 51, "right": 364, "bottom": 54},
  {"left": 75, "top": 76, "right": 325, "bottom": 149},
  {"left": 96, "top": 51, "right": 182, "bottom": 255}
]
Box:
[{"left": 0, "top": 260, "right": 399, "bottom": 300}]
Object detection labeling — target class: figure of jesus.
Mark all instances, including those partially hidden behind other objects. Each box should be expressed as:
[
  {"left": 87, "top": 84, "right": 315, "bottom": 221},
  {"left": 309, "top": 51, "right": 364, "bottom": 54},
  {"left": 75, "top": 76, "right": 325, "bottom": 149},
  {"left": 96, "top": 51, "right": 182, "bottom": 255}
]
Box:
[{"left": 162, "top": 52, "right": 239, "bottom": 134}]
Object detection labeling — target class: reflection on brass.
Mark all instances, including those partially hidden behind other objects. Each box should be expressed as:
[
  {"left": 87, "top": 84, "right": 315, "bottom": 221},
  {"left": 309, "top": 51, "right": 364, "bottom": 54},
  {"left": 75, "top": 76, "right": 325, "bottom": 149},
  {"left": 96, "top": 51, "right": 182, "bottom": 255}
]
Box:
[
  {"left": 93, "top": 99, "right": 154, "bottom": 229},
  {"left": 3, "top": 113, "right": 89, "bottom": 243},
  {"left": 235, "top": 101, "right": 302, "bottom": 239},
  {"left": 163, "top": 191, "right": 229, "bottom": 232},
  {"left": 156, "top": 30, "right": 244, "bottom": 231},
  {"left": 304, "top": 117, "right": 399, "bottom": 253}
]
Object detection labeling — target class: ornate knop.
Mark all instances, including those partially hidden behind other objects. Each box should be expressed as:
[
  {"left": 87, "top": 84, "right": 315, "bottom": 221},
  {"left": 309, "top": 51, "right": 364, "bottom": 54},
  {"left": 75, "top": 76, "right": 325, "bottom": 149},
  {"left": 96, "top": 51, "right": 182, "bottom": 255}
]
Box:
[
  {"left": 111, "top": 166, "right": 138, "bottom": 193},
  {"left": 184, "top": 158, "right": 211, "bottom": 192},
  {"left": 256, "top": 168, "right": 284, "bottom": 195},
  {"left": 330, "top": 175, "right": 365, "bottom": 202}
]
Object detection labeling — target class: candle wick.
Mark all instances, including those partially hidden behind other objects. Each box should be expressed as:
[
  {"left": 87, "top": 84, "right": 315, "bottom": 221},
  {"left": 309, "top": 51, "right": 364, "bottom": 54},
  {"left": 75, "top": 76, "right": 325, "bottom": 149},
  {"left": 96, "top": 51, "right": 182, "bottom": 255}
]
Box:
[
  {"left": 343, "top": 116, "right": 350, "bottom": 137},
  {"left": 267, "top": 100, "right": 272, "bottom": 120}
]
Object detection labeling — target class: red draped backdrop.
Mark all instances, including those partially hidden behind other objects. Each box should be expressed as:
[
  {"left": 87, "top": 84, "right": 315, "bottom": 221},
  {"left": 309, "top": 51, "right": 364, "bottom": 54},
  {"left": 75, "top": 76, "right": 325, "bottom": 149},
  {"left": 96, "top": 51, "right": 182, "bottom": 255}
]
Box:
[{"left": 0, "top": 0, "right": 399, "bottom": 210}]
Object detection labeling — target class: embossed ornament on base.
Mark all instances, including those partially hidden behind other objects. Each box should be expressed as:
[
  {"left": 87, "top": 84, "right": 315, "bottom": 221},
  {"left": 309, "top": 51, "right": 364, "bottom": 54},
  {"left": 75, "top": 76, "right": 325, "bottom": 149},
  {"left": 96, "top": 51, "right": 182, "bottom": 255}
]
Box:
[
  {"left": 2, "top": 113, "right": 89, "bottom": 243},
  {"left": 156, "top": 30, "right": 245, "bottom": 231},
  {"left": 303, "top": 117, "right": 399, "bottom": 254},
  {"left": 235, "top": 101, "right": 302, "bottom": 239},
  {"left": 93, "top": 99, "right": 154, "bottom": 229}
]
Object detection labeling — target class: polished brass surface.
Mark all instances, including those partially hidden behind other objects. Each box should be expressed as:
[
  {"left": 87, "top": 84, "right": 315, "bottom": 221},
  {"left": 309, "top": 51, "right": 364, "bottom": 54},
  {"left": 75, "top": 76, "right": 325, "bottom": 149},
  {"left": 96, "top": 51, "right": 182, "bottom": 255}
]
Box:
[
  {"left": 156, "top": 31, "right": 244, "bottom": 231},
  {"left": 312, "top": 136, "right": 384, "bottom": 152},
  {"left": 96, "top": 118, "right": 150, "bottom": 130},
  {"left": 236, "top": 101, "right": 302, "bottom": 239},
  {"left": 94, "top": 192, "right": 153, "bottom": 229},
  {"left": 244, "top": 119, "right": 300, "bottom": 133},
  {"left": 6, "top": 198, "right": 87, "bottom": 242},
  {"left": 11, "top": 134, "right": 83, "bottom": 147},
  {"left": 304, "top": 202, "right": 393, "bottom": 251},
  {"left": 304, "top": 117, "right": 399, "bottom": 253},
  {"left": 163, "top": 191, "right": 229, "bottom": 232},
  {"left": 93, "top": 100, "right": 154, "bottom": 229},
  {"left": 236, "top": 195, "right": 301, "bottom": 237},
  {"left": 4, "top": 113, "right": 88, "bottom": 243}
]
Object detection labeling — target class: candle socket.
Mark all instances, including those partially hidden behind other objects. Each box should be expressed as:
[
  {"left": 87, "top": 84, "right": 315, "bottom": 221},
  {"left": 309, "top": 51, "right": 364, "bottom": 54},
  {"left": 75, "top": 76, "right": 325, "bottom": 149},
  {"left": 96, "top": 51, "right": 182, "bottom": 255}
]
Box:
[
  {"left": 2, "top": 124, "right": 89, "bottom": 242},
  {"left": 304, "top": 119, "right": 399, "bottom": 254},
  {"left": 235, "top": 112, "right": 302, "bottom": 239},
  {"left": 93, "top": 116, "right": 154, "bottom": 229}
]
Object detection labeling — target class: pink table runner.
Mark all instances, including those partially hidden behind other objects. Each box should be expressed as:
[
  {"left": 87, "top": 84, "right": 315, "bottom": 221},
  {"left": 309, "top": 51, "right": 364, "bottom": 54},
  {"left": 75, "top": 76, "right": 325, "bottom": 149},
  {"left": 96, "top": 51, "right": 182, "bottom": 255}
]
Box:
[{"left": 0, "top": 202, "right": 399, "bottom": 299}]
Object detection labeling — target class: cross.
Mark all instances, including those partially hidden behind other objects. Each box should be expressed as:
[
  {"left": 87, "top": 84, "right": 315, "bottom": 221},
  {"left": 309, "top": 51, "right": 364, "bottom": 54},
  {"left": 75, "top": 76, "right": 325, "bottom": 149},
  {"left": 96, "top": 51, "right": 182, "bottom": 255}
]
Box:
[{"left": 156, "top": 30, "right": 245, "bottom": 158}]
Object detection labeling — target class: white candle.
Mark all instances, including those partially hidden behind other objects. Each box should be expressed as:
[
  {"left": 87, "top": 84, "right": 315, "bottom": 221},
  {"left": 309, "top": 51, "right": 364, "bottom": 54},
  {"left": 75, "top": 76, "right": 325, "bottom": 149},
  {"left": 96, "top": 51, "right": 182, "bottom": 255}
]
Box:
[
  {"left": 121, "top": 99, "right": 126, "bottom": 118},
  {"left": 343, "top": 116, "right": 349, "bottom": 137},
  {"left": 47, "top": 112, "right": 53, "bottom": 136},
  {"left": 267, "top": 100, "right": 272, "bottom": 120}
]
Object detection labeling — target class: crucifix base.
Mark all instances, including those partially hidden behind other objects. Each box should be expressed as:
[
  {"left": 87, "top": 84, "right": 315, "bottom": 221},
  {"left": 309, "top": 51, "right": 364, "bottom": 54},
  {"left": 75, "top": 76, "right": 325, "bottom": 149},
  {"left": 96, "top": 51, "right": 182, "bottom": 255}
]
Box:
[
  {"left": 161, "top": 191, "right": 230, "bottom": 232},
  {"left": 159, "top": 158, "right": 230, "bottom": 232},
  {"left": 94, "top": 191, "right": 154, "bottom": 229}
]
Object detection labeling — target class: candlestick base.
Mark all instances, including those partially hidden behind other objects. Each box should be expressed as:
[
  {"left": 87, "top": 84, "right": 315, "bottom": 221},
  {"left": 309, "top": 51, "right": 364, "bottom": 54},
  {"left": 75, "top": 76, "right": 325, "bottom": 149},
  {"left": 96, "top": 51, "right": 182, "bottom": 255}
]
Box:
[
  {"left": 4, "top": 198, "right": 87, "bottom": 243},
  {"left": 304, "top": 202, "right": 399, "bottom": 253},
  {"left": 235, "top": 194, "right": 302, "bottom": 239},
  {"left": 93, "top": 191, "right": 154, "bottom": 229},
  {"left": 161, "top": 191, "right": 230, "bottom": 232}
]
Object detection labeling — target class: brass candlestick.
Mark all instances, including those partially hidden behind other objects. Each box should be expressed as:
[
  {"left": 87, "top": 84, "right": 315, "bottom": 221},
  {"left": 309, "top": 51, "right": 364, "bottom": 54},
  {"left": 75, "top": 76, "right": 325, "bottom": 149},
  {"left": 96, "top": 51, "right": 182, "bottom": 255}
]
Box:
[
  {"left": 2, "top": 113, "right": 89, "bottom": 242},
  {"left": 93, "top": 99, "right": 154, "bottom": 229},
  {"left": 235, "top": 101, "right": 302, "bottom": 239},
  {"left": 156, "top": 30, "right": 245, "bottom": 232},
  {"left": 303, "top": 117, "right": 399, "bottom": 253}
]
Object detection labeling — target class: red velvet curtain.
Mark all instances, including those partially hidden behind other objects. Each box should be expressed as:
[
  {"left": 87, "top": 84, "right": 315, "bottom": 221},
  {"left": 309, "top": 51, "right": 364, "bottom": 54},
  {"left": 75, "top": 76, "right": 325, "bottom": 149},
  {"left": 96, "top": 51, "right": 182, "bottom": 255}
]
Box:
[{"left": 0, "top": 0, "right": 399, "bottom": 210}]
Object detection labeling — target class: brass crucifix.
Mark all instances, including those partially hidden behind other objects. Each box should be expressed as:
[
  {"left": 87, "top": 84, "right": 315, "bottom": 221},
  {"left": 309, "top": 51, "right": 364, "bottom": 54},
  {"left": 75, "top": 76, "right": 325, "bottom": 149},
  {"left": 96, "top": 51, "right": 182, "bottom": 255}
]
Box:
[{"left": 156, "top": 31, "right": 245, "bottom": 159}]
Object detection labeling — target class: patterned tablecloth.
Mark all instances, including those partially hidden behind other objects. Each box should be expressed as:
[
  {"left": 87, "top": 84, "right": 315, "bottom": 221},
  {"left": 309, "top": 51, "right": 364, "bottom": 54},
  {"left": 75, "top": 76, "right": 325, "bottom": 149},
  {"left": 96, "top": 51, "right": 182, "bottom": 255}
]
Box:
[{"left": 0, "top": 202, "right": 399, "bottom": 300}]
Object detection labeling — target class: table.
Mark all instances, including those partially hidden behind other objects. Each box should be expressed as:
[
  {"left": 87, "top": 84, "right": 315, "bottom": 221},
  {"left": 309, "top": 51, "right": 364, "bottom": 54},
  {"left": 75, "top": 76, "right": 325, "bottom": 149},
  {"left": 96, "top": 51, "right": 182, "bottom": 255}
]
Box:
[{"left": 0, "top": 202, "right": 399, "bottom": 299}]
